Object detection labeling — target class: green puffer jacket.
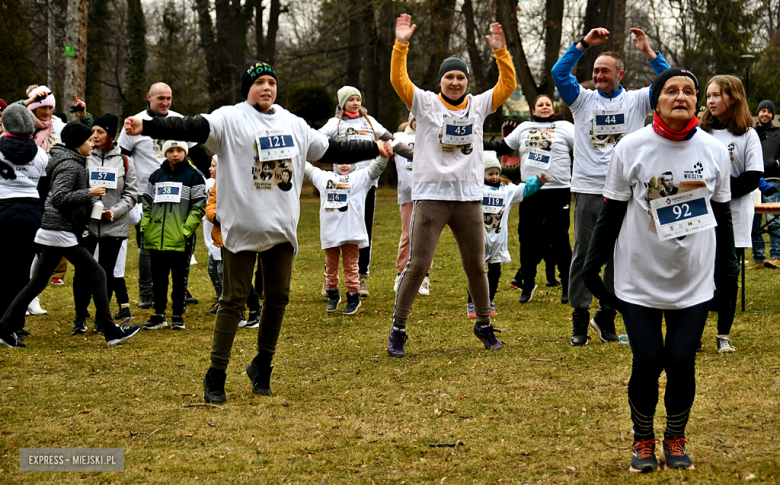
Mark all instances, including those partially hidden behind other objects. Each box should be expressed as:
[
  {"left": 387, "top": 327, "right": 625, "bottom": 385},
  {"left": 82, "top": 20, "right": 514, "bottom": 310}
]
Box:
[{"left": 141, "top": 160, "right": 206, "bottom": 252}]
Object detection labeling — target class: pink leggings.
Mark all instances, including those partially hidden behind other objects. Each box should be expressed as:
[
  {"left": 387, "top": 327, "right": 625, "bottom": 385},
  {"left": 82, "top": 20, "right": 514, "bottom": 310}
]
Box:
[{"left": 325, "top": 244, "right": 360, "bottom": 293}]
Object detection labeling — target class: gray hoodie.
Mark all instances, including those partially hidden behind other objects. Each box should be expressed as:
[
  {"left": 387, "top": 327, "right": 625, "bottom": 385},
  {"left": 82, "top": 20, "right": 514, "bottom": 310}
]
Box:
[{"left": 87, "top": 144, "right": 138, "bottom": 238}]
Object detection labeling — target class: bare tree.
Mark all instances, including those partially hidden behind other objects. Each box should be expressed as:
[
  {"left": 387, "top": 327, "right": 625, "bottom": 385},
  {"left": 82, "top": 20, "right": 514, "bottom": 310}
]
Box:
[
  {"left": 575, "top": 0, "right": 627, "bottom": 82},
  {"left": 64, "top": 0, "right": 88, "bottom": 121}
]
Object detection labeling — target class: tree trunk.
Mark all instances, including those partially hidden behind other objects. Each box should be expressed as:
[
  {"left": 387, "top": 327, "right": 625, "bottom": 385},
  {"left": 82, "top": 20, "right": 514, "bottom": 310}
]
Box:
[
  {"left": 575, "top": 0, "right": 627, "bottom": 82},
  {"left": 64, "top": 0, "right": 88, "bottom": 121},
  {"left": 48, "top": 0, "right": 57, "bottom": 92},
  {"left": 496, "top": 0, "right": 538, "bottom": 100},
  {"left": 345, "top": 0, "right": 366, "bottom": 89},
  {"left": 264, "top": 0, "right": 280, "bottom": 65},
  {"left": 423, "top": 0, "right": 457, "bottom": 91},
  {"left": 195, "top": 0, "right": 221, "bottom": 111},
  {"left": 462, "top": 0, "right": 488, "bottom": 93},
  {"left": 541, "top": 0, "right": 565, "bottom": 96},
  {"left": 255, "top": 0, "right": 264, "bottom": 58}
]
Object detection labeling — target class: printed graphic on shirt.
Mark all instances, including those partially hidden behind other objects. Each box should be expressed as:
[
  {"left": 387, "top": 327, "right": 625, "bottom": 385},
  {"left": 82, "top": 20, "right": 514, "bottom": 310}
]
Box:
[
  {"left": 251, "top": 159, "right": 293, "bottom": 192},
  {"left": 344, "top": 126, "right": 374, "bottom": 142},
  {"left": 644, "top": 165, "right": 711, "bottom": 238},
  {"left": 525, "top": 128, "right": 556, "bottom": 151},
  {"left": 153, "top": 139, "right": 166, "bottom": 161},
  {"left": 325, "top": 176, "right": 351, "bottom": 212},
  {"left": 438, "top": 114, "right": 475, "bottom": 155},
  {"left": 483, "top": 194, "right": 505, "bottom": 233}
]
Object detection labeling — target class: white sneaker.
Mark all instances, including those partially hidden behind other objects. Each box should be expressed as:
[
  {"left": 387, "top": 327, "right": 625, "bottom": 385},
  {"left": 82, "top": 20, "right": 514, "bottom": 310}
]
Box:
[
  {"left": 394, "top": 274, "right": 401, "bottom": 293},
  {"left": 716, "top": 335, "right": 736, "bottom": 353},
  {"left": 418, "top": 276, "right": 431, "bottom": 296},
  {"left": 27, "top": 296, "right": 47, "bottom": 315}
]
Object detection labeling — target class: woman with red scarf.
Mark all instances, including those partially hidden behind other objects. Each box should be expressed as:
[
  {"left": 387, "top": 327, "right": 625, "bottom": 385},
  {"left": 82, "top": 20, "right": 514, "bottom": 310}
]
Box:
[{"left": 582, "top": 68, "right": 739, "bottom": 472}]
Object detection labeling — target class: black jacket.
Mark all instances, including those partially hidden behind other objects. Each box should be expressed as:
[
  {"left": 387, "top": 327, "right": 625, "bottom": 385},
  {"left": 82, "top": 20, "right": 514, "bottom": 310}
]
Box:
[
  {"left": 756, "top": 122, "right": 780, "bottom": 178},
  {"left": 41, "top": 145, "right": 93, "bottom": 236}
]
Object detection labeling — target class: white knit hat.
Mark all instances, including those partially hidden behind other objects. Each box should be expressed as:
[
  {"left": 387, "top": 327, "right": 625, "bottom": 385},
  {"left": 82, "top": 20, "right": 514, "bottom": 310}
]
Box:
[
  {"left": 337, "top": 86, "right": 361, "bottom": 110},
  {"left": 484, "top": 150, "right": 501, "bottom": 172},
  {"left": 162, "top": 140, "right": 188, "bottom": 156}
]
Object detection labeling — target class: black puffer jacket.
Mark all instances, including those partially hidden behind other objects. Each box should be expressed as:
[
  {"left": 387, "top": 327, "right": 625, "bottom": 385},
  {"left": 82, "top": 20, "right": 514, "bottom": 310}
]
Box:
[
  {"left": 756, "top": 122, "right": 780, "bottom": 178},
  {"left": 41, "top": 145, "right": 93, "bottom": 235}
]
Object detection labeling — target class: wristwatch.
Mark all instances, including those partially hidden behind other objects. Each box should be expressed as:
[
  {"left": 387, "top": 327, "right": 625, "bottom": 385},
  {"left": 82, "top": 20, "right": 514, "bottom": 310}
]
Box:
[{"left": 578, "top": 38, "right": 590, "bottom": 49}]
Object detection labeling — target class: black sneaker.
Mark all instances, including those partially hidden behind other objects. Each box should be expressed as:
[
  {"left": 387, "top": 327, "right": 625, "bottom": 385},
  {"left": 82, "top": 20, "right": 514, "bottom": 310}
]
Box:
[
  {"left": 519, "top": 284, "right": 537, "bottom": 304},
  {"left": 171, "top": 315, "right": 185, "bottom": 330},
  {"left": 143, "top": 313, "right": 167, "bottom": 330},
  {"left": 184, "top": 291, "right": 198, "bottom": 305},
  {"left": 104, "top": 324, "right": 141, "bottom": 346},
  {"left": 203, "top": 367, "right": 227, "bottom": 403},
  {"left": 630, "top": 438, "right": 660, "bottom": 473},
  {"left": 473, "top": 322, "right": 502, "bottom": 350},
  {"left": 343, "top": 291, "right": 361, "bottom": 315},
  {"left": 114, "top": 306, "right": 131, "bottom": 320},
  {"left": 660, "top": 437, "right": 694, "bottom": 470},
  {"left": 387, "top": 327, "right": 408, "bottom": 358},
  {"left": 571, "top": 309, "right": 590, "bottom": 346},
  {"left": 561, "top": 292, "right": 569, "bottom": 304},
  {"left": 0, "top": 330, "right": 26, "bottom": 348},
  {"left": 138, "top": 295, "right": 154, "bottom": 309},
  {"left": 509, "top": 278, "right": 522, "bottom": 290},
  {"left": 244, "top": 310, "right": 260, "bottom": 329},
  {"left": 72, "top": 316, "right": 88, "bottom": 336},
  {"left": 326, "top": 288, "right": 341, "bottom": 313},
  {"left": 246, "top": 355, "right": 273, "bottom": 396},
  {"left": 546, "top": 279, "right": 560, "bottom": 287},
  {"left": 16, "top": 328, "right": 30, "bottom": 338},
  {"left": 206, "top": 297, "right": 220, "bottom": 315},
  {"left": 590, "top": 308, "right": 619, "bottom": 342}
]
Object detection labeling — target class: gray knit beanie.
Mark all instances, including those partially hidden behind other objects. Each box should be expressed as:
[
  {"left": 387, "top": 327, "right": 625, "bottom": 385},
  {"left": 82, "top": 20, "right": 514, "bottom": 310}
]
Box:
[{"left": 2, "top": 104, "right": 35, "bottom": 137}]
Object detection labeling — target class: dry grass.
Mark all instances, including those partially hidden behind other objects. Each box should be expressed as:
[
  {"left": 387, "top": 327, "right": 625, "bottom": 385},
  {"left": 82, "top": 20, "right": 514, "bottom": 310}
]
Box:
[{"left": 1, "top": 188, "right": 779, "bottom": 484}]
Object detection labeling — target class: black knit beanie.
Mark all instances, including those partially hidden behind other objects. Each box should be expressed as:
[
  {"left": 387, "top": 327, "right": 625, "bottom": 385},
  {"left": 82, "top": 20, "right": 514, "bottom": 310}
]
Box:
[
  {"left": 757, "top": 100, "right": 776, "bottom": 118},
  {"left": 61, "top": 122, "right": 94, "bottom": 150},
  {"left": 241, "top": 60, "right": 278, "bottom": 100},
  {"left": 93, "top": 113, "right": 119, "bottom": 138},
  {"left": 438, "top": 56, "right": 470, "bottom": 83},
  {"left": 650, "top": 67, "right": 699, "bottom": 111}
]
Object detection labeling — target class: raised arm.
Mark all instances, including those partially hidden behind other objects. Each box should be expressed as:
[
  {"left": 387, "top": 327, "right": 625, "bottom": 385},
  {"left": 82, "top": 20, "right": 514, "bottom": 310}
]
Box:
[
  {"left": 390, "top": 14, "right": 418, "bottom": 109},
  {"left": 124, "top": 115, "right": 211, "bottom": 144},
  {"left": 552, "top": 28, "right": 610, "bottom": 106},
  {"left": 486, "top": 23, "right": 517, "bottom": 111},
  {"left": 630, "top": 28, "right": 670, "bottom": 74}
]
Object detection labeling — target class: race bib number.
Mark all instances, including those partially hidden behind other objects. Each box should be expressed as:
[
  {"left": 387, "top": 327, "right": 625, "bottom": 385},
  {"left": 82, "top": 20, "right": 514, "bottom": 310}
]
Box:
[
  {"left": 592, "top": 108, "right": 627, "bottom": 135},
  {"left": 89, "top": 166, "right": 118, "bottom": 189},
  {"left": 154, "top": 182, "right": 183, "bottom": 203},
  {"left": 256, "top": 131, "right": 297, "bottom": 162},
  {"left": 405, "top": 159, "right": 413, "bottom": 171},
  {"left": 441, "top": 117, "right": 475, "bottom": 146},
  {"left": 324, "top": 182, "right": 349, "bottom": 211},
  {"left": 650, "top": 187, "right": 716, "bottom": 241},
  {"left": 524, "top": 150, "right": 551, "bottom": 169},
  {"left": 482, "top": 195, "right": 504, "bottom": 214}
]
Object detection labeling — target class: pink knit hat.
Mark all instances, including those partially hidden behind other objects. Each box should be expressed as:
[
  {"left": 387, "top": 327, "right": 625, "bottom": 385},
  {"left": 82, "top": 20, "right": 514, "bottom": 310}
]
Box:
[{"left": 27, "top": 85, "right": 56, "bottom": 111}]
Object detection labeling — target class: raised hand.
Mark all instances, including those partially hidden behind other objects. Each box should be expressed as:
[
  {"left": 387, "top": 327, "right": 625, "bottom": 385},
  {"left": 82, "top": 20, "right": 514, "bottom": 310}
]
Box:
[
  {"left": 124, "top": 116, "right": 144, "bottom": 136},
  {"left": 582, "top": 28, "right": 610, "bottom": 48},
  {"left": 485, "top": 23, "right": 506, "bottom": 50},
  {"left": 396, "top": 13, "right": 416, "bottom": 44},
  {"left": 630, "top": 28, "right": 654, "bottom": 56},
  {"left": 73, "top": 95, "right": 87, "bottom": 116}
]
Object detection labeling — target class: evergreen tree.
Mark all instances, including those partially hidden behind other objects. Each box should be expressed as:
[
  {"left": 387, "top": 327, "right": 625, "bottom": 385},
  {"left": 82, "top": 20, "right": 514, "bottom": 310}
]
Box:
[{"left": 122, "top": 0, "right": 147, "bottom": 118}]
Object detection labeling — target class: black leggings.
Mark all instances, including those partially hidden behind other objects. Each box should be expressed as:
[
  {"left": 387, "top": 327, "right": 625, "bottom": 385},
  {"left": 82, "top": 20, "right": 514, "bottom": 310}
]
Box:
[
  {"left": 468, "top": 263, "right": 501, "bottom": 303},
  {"left": 714, "top": 248, "right": 741, "bottom": 335},
  {"left": 73, "top": 237, "right": 125, "bottom": 317},
  {"left": 150, "top": 248, "right": 190, "bottom": 315},
  {"left": 620, "top": 299, "right": 710, "bottom": 440},
  {"left": 358, "top": 186, "right": 376, "bottom": 275},
  {"left": 0, "top": 244, "right": 115, "bottom": 331},
  {"left": 518, "top": 188, "right": 572, "bottom": 291}
]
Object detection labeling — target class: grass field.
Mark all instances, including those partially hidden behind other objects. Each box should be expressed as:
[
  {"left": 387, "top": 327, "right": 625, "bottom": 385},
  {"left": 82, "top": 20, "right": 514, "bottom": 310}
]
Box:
[{"left": 1, "top": 187, "right": 779, "bottom": 484}]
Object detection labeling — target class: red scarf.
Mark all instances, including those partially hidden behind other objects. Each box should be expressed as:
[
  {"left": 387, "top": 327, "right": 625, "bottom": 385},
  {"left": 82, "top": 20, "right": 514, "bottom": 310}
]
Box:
[
  {"left": 652, "top": 112, "right": 698, "bottom": 141},
  {"left": 2, "top": 133, "right": 33, "bottom": 139},
  {"left": 343, "top": 110, "right": 360, "bottom": 119}
]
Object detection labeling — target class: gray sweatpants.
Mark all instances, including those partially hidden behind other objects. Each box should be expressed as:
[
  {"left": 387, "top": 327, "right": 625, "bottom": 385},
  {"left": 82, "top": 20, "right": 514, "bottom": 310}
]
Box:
[
  {"left": 568, "top": 192, "right": 615, "bottom": 311},
  {"left": 393, "top": 201, "right": 491, "bottom": 326}
]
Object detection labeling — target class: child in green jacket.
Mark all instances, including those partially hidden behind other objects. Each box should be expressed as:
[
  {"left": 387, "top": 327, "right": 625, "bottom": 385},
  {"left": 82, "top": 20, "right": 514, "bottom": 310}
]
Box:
[{"left": 141, "top": 141, "right": 206, "bottom": 330}]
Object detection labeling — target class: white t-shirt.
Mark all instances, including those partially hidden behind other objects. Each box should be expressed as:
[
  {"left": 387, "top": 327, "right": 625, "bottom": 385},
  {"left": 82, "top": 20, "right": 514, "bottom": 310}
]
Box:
[
  {"left": 34, "top": 228, "right": 78, "bottom": 247},
  {"left": 603, "top": 126, "right": 731, "bottom": 309},
  {"left": 569, "top": 87, "right": 652, "bottom": 194},
  {"left": 202, "top": 102, "right": 329, "bottom": 254},
  {"left": 117, "top": 109, "right": 196, "bottom": 197},
  {"left": 0, "top": 146, "right": 48, "bottom": 199},
  {"left": 320, "top": 114, "right": 387, "bottom": 188},
  {"left": 202, "top": 177, "right": 221, "bottom": 260},
  {"left": 308, "top": 165, "right": 375, "bottom": 249},
  {"left": 411, "top": 87, "right": 495, "bottom": 201},
  {"left": 503, "top": 120, "right": 574, "bottom": 189},
  {"left": 393, "top": 131, "right": 415, "bottom": 205},
  {"left": 483, "top": 182, "right": 526, "bottom": 263},
  {"left": 710, "top": 128, "right": 763, "bottom": 248}
]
